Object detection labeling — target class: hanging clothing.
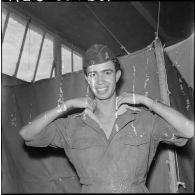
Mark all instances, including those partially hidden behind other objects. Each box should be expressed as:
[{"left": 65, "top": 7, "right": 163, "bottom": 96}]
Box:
[{"left": 25, "top": 106, "right": 188, "bottom": 193}]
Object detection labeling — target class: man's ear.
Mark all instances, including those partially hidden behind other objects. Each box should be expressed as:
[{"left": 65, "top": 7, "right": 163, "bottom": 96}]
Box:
[
  {"left": 85, "top": 75, "right": 89, "bottom": 85},
  {"left": 116, "top": 70, "right": 121, "bottom": 83}
]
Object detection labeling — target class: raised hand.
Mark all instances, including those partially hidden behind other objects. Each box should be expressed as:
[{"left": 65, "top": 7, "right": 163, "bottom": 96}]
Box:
[
  {"left": 20, "top": 97, "right": 96, "bottom": 141},
  {"left": 117, "top": 92, "right": 148, "bottom": 109},
  {"left": 66, "top": 97, "right": 96, "bottom": 112}
]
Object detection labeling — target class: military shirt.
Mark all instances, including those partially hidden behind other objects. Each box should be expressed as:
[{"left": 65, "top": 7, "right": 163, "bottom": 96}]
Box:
[{"left": 26, "top": 106, "right": 188, "bottom": 193}]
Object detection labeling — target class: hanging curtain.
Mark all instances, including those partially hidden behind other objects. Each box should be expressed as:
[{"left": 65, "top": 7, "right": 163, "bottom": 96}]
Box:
[
  {"left": 165, "top": 33, "right": 194, "bottom": 89},
  {"left": 2, "top": 38, "right": 193, "bottom": 193},
  {"left": 164, "top": 49, "right": 194, "bottom": 193}
]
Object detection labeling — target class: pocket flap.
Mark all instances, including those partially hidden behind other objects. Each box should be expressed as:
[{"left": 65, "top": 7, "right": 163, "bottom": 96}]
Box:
[
  {"left": 119, "top": 135, "right": 148, "bottom": 146},
  {"left": 71, "top": 137, "right": 100, "bottom": 149}
]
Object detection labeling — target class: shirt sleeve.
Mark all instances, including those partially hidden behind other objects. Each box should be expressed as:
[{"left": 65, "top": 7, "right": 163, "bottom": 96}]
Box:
[
  {"left": 152, "top": 114, "right": 189, "bottom": 147},
  {"left": 25, "top": 118, "right": 70, "bottom": 148}
]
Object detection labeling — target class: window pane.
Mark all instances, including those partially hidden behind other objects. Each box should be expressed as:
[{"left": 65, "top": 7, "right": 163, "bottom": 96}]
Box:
[
  {"left": 17, "top": 23, "right": 43, "bottom": 82},
  {"left": 35, "top": 34, "right": 54, "bottom": 81},
  {"left": 2, "top": 7, "right": 8, "bottom": 31},
  {"left": 2, "top": 12, "right": 27, "bottom": 76},
  {"left": 61, "top": 45, "right": 72, "bottom": 74},
  {"left": 52, "top": 68, "right": 55, "bottom": 78},
  {"left": 73, "top": 51, "right": 83, "bottom": 72}
]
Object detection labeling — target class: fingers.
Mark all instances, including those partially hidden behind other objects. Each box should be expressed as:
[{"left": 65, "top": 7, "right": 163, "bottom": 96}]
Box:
[
  {"left": 116, "top": 98, "right": 123, "bottom": 109},
  {"left": 85, "top": 97, "right": 96, "bottom": 111},
  {"left": 117, "top": 93, "right": 130, "bottom": 105},
  {"left": 117, "top": 93, "right": 137, "bottom": 108},
  {"left": 128, "top": 106, "right": 141, "bottom": 112}
]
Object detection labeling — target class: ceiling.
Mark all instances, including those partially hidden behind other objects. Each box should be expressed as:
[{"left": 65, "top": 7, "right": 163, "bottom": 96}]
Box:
[{"left": 6, "top": 1, "right": 194, "bottom": 57}]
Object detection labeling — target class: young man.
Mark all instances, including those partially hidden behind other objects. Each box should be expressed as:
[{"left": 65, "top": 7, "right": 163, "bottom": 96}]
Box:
[{"left": 20, "top": 44, "right": 194, "bottom": 193}]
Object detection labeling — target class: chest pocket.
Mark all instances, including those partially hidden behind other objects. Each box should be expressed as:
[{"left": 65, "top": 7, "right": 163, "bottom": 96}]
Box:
[
  {"left": 71, "top": 137, "right": 101, "bottom": 150},
  {"left": 118, "top": 133, "right": 149, "bottom": 146}
]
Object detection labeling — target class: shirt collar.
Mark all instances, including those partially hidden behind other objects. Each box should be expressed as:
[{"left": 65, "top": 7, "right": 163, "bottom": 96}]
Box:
[
  {"left": 117, "top": 107, "right": 140, "bottom": 130},
  {"left": 80, "top": 105, "right": 141, "bottom": 132}
]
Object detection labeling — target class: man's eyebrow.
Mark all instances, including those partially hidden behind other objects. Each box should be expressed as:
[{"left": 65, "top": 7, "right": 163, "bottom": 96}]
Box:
[
  {"left": 88, "top": 68, "right": 114, "bottom": 74},
  {"left": 102, "top": 69, "right": 114, "bottom": 72},
  {"left": 88, "top": 70, "right": 97, "bottom": 74}
]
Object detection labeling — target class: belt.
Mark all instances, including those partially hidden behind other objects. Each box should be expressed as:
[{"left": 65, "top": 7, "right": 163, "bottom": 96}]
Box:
[{"left": 80, "top": 177, "right": 149, "bottom": 193}]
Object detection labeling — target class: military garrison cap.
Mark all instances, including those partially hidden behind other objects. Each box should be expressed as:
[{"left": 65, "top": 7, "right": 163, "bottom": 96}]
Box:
[{"left": 83, "top": 44, "right": 115, "bottom": 68}]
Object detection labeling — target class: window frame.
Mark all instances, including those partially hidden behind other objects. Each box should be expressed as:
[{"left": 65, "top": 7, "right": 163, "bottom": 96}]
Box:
[{"left": 2, "top": 3, "right": 84, "bottom": 82}]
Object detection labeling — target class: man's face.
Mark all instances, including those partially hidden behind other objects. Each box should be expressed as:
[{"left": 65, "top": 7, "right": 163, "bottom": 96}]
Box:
[{"left": 85, "top": 61, "right": 121, "bottom": 100}]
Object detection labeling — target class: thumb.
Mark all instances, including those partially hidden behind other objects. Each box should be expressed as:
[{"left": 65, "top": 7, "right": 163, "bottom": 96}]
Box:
[
  {"left": 116, "top": 97, "right": 124, "bottom": 108},
  {"left": 85, "top": 98, "right": 94, "bottom": 111}
]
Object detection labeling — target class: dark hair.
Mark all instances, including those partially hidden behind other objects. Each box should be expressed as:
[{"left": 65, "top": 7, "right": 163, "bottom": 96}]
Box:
[
  {"left": 83, "top": 57, "right": 122, "bottom": 75},
  {"left": 112, "top": 57, "right": 121, "bottom": 72}
]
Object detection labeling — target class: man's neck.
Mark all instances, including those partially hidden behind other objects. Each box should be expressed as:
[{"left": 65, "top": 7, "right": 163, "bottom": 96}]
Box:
[{"left": 94, "top": 95, "right": 117, "bottom": 119}]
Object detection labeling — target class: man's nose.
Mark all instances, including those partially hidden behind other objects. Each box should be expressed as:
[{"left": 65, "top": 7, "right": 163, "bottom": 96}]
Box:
[{"left": 97, "top": 73, "right": 104, "bottom": 84}]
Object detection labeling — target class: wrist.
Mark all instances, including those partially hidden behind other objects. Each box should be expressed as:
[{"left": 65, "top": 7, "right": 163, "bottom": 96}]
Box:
[
  {"left": 56, "top": 101, "right": 70, "bottom": 113},
  {"left": 144, "top": 97, "right": 155, "bottom": 110},
  {"left": 65, "top": 99, "right": 75, "bottom": 110},
  {"left": 149, "top": 100, "right": 155, "bottom": 111},
  {"left": 147, "top": 98, "right": 159, "bottom": 111}
]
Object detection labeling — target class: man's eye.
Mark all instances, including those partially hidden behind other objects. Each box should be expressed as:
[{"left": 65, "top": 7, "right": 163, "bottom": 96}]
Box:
[
  {"left": 88, "top": 73, "right": 96, "bottom": 77},
  {"left": 105, "top": 71, "right": 112, "bottom": 75}
]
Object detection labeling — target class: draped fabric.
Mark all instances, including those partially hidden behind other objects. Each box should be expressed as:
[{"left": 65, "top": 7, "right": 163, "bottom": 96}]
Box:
[
  {"left": 2, "top": 41, "right": 193, "bottom": 193},
  {"left": 2, "top": 76, "right": 82, "bottom": 193},
  {"left": 165, "top": 33, "right": 194, "bottom": 89},
  {"left": 164, "top": 52, "right": 194, "bottom": 193},
  {"left": 164, "top": 34, "right": 194, "bottom": 192}
]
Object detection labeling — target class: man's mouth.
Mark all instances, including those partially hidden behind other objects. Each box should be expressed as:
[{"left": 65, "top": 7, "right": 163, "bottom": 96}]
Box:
[{"left": 96, "top": 87, "right": 108, "bottom": 93}]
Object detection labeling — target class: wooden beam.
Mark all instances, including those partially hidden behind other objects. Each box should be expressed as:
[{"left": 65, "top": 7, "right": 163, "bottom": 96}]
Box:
[
  {"left": 50, "top": 59, "right": 55, "bottom": 78},
  {"left": 54, "top": 38, "right": 62, "bottom": 78},
  {"left": 154, "top": 38, "right": 178, "bottom": 193},
  {"left": 2, "top": 10, "right": 10, "bottom": 43},
  {"left": 131, "top": 2, "right": 171, "bottom": 41},
  {"left": 71, "top": 49, "right": 74, "bottom": 72},
  {"left": 32, "top": 32, "right": 46, "bottom": 82},
  {"left": 13, "top": 18, "right": 31, "bottom": 77}
]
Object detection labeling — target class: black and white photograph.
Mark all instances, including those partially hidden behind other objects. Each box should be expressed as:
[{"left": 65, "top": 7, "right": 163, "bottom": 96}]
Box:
[{"left": 1, "top": 1, "right": 194, "bottom": 193}]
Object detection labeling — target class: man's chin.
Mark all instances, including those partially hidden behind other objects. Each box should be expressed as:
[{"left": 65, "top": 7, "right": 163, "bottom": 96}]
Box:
[{"left": 95, "top": 94, "right": 113, "bottom": 101}]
